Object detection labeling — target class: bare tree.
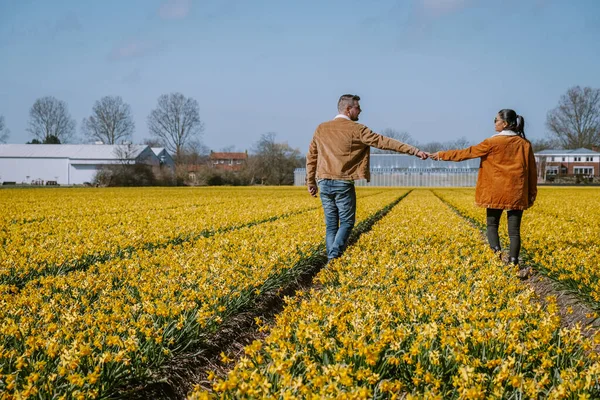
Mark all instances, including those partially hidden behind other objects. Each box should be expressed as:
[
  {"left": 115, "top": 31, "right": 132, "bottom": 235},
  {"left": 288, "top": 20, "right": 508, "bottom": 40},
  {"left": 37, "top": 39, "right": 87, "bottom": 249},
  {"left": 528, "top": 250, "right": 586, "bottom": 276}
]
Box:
[
  {"left": 419, "top": 141, "right": 445, "bottom": 153},
  {"left": 418, "top": 137, "right": 472, "bottom": 152},
  {"left": 143, "top": 138, "right": 164, "bottom": 147},
  {"left": 27, "top": 96, "right": 76, "bottom": 143},
  {"left": 82, "top": 96, "right": 134, "bottom": 144},
  {"left": 113, "top": 142, "right": 138, "bottom": 162},
  {"left": 371, "top": 129, "right": 415, "bottom": 154},
  {"left": 147, "top": 92, "right": 204, "bottom": 159},
  {"left": 95, "top": 144, "right": 155, "bottom": 186},
  {"left": 0, "top": 115, "right": 10, "bottom": 143},
  {"left": 177, "top": 139, "right": 210, "bottom": 165},
  {"left": 546, "top": 86, "right": 600, "bottom": 149},
  {"left": 248, "top": 132, "right": 303, "bottom": 185},
  {"left": 447, "top": 136, "right": 471, "bottom": 149},
  {"left": 530, "top": 137, "right": 560, "bottom": 152}
]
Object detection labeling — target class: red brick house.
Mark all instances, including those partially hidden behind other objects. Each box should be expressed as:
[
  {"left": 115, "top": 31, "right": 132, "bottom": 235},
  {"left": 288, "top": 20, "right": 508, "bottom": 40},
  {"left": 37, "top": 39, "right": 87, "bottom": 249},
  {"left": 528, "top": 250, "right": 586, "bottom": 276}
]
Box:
[
  {"left": 535, "top": 148, "right": 600, "bottom": 180},
  {"left": 209, "top": 151, "right": 248, "bottom": 171}
]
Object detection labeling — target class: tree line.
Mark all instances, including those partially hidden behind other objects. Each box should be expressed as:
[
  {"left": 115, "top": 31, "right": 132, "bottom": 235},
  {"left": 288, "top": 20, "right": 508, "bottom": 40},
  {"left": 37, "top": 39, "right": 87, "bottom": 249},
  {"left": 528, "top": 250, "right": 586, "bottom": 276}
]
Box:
[
  {"left": 371, "top": 128, "right": 473, "bottom": 154},
  {"left": 0, "top": 92, "right": 307, "bottom": 186},
  {"left": 17, "top": 93, "right": 204, "bottom": 161},
  {"left": 1, "top": 86, "right": 599, "bottom": 150},
  {"left": 0, "top": 86, "right": 599, "bottom": 186}
]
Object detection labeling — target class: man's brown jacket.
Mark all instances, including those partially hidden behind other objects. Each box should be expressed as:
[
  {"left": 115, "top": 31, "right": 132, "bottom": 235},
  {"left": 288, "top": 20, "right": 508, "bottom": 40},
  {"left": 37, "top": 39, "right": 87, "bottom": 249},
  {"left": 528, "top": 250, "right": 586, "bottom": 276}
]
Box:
[{"left": 306, "top": 118, "right": 419, "bottom": 186}]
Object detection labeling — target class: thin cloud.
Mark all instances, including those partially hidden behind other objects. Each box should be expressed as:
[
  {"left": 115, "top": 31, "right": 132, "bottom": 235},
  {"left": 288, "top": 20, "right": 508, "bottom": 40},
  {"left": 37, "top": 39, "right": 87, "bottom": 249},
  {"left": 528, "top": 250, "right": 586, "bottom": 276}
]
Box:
[
  {"left": 53, "top": 13, "right": 83, "bottom": 36},
  {"left": 108, "top": 39, "right": 164, "bottom": 61},
  {"left": 1, "top": 13, "right": 82, "bottom": 45},
  {"left": 158, "top": 0, "right": 192, "bottom": 20},
  {"left": 121, "top": 68, "right": 142, "bottom": 85},
  {"left": 420, "top": 0, "right": 470, "bottom": 17}
]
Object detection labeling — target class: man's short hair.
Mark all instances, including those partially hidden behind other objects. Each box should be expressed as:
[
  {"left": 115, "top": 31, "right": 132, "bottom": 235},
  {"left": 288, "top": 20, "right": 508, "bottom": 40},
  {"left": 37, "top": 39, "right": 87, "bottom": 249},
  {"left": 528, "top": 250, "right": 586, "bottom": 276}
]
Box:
[{"left": 338, "top": 94, "right": 360, "bottom": 113}]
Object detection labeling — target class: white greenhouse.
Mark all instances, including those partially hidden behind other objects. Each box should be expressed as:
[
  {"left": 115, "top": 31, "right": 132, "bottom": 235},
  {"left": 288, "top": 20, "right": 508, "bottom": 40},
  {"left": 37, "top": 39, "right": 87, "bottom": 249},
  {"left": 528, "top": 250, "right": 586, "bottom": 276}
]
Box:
[
  {"left": 295, "top": 154, "right": 481, "bottom": 187},
  {"left": 0, "top": 144, "right": 161, "bottom": 186}
]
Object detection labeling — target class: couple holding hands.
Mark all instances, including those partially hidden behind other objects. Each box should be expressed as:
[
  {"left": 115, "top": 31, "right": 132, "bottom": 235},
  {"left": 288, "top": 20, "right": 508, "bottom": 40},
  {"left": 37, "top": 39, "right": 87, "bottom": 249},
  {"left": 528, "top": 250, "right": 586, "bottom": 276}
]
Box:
[{"left": 306, "top": 94, "right": 537, "bottom": 278}]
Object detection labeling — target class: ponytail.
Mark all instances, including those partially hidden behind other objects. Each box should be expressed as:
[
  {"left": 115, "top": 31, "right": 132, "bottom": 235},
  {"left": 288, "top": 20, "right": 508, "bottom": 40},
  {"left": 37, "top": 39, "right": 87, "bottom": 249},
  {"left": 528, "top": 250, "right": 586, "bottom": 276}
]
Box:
[{"left": 514, "top": 115, "right": 526, "bottom": 139}]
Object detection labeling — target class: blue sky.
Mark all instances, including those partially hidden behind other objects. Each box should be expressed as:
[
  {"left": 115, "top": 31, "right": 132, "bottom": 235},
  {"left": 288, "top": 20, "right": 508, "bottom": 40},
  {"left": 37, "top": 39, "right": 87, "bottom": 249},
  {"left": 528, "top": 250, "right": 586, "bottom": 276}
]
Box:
[{"left": 1, "top": 0, "right": 599, "bottom": 153}]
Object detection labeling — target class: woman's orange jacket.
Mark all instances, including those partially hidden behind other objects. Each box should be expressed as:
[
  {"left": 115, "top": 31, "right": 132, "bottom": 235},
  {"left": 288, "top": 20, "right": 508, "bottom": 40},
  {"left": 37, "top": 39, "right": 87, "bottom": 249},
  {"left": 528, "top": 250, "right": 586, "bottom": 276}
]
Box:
[{"left": 438, "top": 133, "right": 537, "bottom": 210}]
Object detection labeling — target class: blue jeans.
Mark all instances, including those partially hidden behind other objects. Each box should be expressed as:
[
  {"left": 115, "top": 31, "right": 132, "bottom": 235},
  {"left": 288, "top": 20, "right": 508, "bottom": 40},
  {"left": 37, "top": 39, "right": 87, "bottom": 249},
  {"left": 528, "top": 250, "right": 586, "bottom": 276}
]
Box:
[{"left": 318, "top": 179, "right": 356, "bottom": 260}]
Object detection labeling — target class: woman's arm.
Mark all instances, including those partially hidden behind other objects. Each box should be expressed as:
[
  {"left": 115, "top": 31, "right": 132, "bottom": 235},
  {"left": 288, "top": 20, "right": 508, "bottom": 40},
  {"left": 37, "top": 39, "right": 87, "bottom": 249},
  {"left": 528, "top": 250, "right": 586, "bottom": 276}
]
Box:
[{"left": 436, "top": 140, "right": 492, "bottom": 162}]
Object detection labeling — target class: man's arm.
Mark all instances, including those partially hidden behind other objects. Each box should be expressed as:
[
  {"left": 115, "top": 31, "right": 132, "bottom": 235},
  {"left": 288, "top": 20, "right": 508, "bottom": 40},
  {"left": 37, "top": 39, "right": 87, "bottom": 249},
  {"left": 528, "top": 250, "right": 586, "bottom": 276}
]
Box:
[
  {"left": 306, "top": 135, "right": 318, "bottom": 196},
  {"left": 359, "top": 125, "right": 426, "bottom": 158}
]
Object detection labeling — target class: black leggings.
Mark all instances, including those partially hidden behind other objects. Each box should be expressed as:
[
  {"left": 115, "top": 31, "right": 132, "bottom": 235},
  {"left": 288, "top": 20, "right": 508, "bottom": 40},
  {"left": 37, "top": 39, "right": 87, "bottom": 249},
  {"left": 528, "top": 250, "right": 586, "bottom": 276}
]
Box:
[{"left": 486, "top": 208, "right": 524, "bottom": 260}]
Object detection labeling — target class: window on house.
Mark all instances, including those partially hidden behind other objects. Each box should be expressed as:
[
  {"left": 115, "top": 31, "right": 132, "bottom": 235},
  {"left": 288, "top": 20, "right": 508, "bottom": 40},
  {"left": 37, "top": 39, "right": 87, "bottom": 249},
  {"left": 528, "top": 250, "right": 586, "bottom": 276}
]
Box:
[
  {"left": 586, "top": 157, "right": 592, "bottom": 162},
  {"left": 546, "top": 166, "right": 558, "bottom": 175},
  {"left": 562, "top": 157, "right": 566, "bottom": 162},
  {"left": 574, "top": 157, "right": 581, "bottom": 162},
  {"left": 574, "top": 167, "right": 593, "bottom": 175},
  {"left": 551, "top": 157, "right": 555, "bottom": 161}
]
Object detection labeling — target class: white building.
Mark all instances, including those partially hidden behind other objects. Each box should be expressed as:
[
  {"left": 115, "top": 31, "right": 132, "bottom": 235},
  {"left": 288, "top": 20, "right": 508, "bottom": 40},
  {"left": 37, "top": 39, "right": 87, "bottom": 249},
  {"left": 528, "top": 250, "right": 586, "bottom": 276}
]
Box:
[
  {"left": 294, "top": 154, "right": 481, "bottom": 187},
  {"left": 151, "top": 147, "right": 176, "bottom": 169},
  {"left": 534, "top": 148, "right": 600, "bottom": 178},
  {"left": 0, "top": 144, "right": 160, "bottom": 185}
]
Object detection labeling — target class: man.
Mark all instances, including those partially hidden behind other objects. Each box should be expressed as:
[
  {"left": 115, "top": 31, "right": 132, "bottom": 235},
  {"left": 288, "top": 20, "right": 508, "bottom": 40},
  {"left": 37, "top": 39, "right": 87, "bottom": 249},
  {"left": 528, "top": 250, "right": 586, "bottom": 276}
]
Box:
[{"left": 306, "top": 94, "right": 427, "bottom": 261}]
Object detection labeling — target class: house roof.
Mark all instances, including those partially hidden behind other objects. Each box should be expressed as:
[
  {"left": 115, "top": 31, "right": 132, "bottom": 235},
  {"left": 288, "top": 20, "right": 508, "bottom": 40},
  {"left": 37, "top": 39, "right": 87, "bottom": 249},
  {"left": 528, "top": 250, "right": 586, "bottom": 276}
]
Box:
[
  {"left": 536, "top": 148, "right": 600, "bottom": 155},
  {"left": 210, "top": 152, "right": 248, "bottom": 160},
  {"left": 151, "top": 147, "right": 166, "bottom": 156},
  {"left": 151, "top": 147, "right": 175, "bottom": 164},
  {"left": 0, "top": 144, "right": 149, "bottom": 159}
]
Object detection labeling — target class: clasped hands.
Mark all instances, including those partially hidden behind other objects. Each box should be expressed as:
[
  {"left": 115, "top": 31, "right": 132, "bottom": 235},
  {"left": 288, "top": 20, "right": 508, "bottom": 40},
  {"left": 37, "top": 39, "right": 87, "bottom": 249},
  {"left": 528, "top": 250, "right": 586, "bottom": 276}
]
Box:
[{"left": 417, "top": 151, "right": 441, "bottom": 161}]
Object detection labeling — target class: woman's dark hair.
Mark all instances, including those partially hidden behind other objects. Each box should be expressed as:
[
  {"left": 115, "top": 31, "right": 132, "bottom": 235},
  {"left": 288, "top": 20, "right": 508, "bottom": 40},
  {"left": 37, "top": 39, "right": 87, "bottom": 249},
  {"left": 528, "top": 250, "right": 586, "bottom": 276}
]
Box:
[{"left": 498, "top": 109, "right": 526, "bottom": 138}]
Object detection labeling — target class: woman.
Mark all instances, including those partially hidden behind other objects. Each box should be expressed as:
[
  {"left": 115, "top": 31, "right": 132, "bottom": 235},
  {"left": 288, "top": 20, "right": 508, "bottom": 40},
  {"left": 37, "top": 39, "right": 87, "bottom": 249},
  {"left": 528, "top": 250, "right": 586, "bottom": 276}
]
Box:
[{"left": 431, "top": 109, "right": 537, "bottom": 278}]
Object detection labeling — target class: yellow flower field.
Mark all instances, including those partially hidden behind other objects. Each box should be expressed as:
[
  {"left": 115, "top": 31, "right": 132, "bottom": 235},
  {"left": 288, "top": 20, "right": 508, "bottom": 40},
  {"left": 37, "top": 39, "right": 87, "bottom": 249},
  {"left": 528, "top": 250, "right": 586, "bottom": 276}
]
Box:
[
  {"left": 433, "top": 188, "right": 600, "bottom": 305},
  {"left": 0, "top": 187, "right": 321, "bottom": 287},
  {"left": 1, "top": 186, "right": 599, "bottom": 399},
  {"left": 0, "top": 187, "right": 405, "bottom": 399},
  {"left": 194, "top": 189, "right": 600, "bottom": 399}
]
